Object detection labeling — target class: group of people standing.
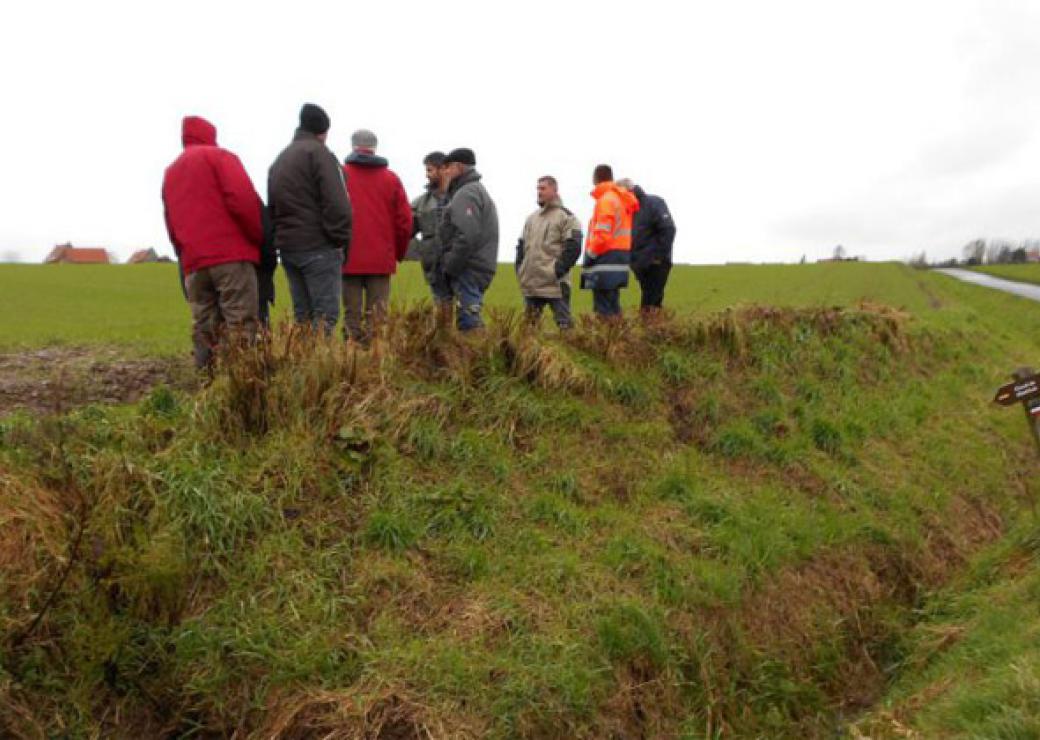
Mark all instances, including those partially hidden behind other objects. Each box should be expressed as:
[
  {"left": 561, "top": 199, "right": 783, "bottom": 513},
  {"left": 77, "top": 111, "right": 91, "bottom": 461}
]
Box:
[{"left": 161, "top": 103, "right": 676, "bottom": 368}]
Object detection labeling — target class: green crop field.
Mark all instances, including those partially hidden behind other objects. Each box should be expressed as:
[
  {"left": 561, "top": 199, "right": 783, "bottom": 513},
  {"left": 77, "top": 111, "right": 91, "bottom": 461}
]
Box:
[
  {"left": 1, "top": 261, "right": 943, "bottom": 355},
  {"left": 972, "top": 262, "right": 1040, "bottom": 286},
  {"left": 2, "top": 261, "right": 1040, "bottom": 737}
]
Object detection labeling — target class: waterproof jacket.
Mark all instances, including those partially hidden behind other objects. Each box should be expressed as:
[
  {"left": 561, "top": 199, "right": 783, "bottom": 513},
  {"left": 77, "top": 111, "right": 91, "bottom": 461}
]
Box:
[
  {"left": 162, "top": 116, "right": 263, "bottom": 276},
  {"left": 439, "top": 168, "right": 499, "bottom": 281},
  {"left": 630, "top": 185, "right": 676, "bottom": 271},
  {"left": 267, "top": 129, "right": 352, "bottom": 255},
  {"left": 515, "top": 198, "right": 583, "bottom": 299},
  {"left": 411, "top": 185, "right": 450, "bottom": 280},
  {"left": 580, "top": 181, "right": 639, "bottom": 290},
  {"left": 341, "top": 152, "right": 413, "bottom": 275}
]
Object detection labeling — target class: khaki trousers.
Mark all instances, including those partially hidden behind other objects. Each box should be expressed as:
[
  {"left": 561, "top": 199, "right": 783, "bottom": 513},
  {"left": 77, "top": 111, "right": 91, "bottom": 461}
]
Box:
[
  {"left": 342, "top": 274, "right": 391, "bottom": 342},
  {"left": 186, "top": 261, "right": 259, "bottom": 368}
]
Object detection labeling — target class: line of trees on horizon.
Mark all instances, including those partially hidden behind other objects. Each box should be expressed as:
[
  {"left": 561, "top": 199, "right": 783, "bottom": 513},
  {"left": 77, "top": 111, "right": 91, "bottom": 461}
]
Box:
[{"left": 908, "top": 238, "right": 1040, "bottom": 269}]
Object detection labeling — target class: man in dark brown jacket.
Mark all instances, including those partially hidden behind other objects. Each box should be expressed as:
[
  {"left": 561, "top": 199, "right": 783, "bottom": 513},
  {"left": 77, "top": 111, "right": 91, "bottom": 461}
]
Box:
[{"left": 268, "top": 103, "right": 352, "bottom": 335}]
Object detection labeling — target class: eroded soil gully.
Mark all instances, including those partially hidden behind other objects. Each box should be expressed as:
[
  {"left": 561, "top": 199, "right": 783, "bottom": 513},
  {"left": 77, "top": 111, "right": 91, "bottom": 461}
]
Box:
[{"left": 0, "top": 347, "right": 193, "bottom": 417}]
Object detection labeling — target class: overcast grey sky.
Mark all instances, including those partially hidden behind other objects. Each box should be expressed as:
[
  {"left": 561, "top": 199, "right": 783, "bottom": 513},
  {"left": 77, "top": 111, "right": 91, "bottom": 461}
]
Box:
[{"left": 1, "top": 0, "right": 1037, "bottom": 264}]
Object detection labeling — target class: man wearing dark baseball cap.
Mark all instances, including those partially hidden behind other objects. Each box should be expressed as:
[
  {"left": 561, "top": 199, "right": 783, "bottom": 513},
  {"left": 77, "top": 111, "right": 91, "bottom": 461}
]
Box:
[
  {"left": 437, "top": 148, "right": 499, "bottom": 331},
  {"left": 267, "top": 103, "right": 353, "bottom": 335}
]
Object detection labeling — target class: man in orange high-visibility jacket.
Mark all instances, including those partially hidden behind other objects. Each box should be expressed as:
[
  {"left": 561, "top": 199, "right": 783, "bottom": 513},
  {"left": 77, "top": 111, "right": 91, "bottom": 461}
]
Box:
[{"left": 580, "top": 164, "right": 640, "bottom": 318}]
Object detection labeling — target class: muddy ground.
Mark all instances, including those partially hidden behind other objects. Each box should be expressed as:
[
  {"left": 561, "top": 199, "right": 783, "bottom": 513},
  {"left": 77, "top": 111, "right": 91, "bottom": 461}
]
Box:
[{"left": 0, "top": 347, "right": 195, "bottom": 417}]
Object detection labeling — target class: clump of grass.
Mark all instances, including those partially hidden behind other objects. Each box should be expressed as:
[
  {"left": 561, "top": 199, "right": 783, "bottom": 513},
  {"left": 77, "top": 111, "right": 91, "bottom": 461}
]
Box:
[
  {"left": 810, "top": 418, "right": 844, "bottom": 454},
  {"left": 139, "top": 384, "right": 179, "bottom": 418},
  {"left": 712, "top": 422, "right": 766, "bottom": 459},
  {"left": 595, "top": 601, "right": 670, "bottom": 670},
  {"left": 364, "top": 510, "right": 420, "bottom": 552}
]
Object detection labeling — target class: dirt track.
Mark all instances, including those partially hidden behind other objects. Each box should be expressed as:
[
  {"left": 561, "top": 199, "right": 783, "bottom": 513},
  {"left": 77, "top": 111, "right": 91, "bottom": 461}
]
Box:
[{"left": 0, "top": 347, "right": 193, "bottom": 417}]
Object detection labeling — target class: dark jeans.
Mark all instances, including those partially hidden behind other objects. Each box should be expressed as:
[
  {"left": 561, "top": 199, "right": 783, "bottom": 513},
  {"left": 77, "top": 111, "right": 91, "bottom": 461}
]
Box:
[
  {"left": 186, "top": 261, "right": 259, "bottom": 369},
  {"left": 524, "top": 284, "right": 572, "bottom": 328},
  {"left": 634, "top": 263, "right": 672, "bottom": 308},
  {"left": 446, "top": 269, "right": 489, "bottom": 331},
  {"left": 426, "top": 265, "right": 453, "bottom": 305},
  {"left": 592, "top": 288, "right": 622, "bottom": 318},
  {"left": 342, "top": 274, "right": 391, "bottom": 342},
  {"left": 281, "top": 248, "right": 343, "bottom": 335}
]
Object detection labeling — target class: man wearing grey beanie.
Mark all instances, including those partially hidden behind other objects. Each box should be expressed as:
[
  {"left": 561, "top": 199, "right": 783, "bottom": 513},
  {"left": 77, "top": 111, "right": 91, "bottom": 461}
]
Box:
[
  {"left": 267, "top": 103, "right": 353, "bottom": 335},
  {"left": 340, "top": 128, "right": 413, "bottom": 344}
]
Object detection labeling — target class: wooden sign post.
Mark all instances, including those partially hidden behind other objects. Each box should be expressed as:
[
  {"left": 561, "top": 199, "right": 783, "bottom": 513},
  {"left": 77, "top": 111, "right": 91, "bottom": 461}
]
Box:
[{"left": 993, "top": 367, "right": 1040, "bottom": 455}]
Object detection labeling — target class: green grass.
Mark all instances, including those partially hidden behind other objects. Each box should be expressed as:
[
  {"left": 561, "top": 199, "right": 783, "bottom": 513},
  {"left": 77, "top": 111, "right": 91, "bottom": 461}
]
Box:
[
  {"left": 0, "top": 261, "right": 940, "bottom": 354},
  {"left": 972, "top": 262, "right": 1040, "bottom": 286},
  {"left": 3, "top": 262, "right": 1040, "bottom": 736},
  {"left": 854, "top": 523, "right": 1040, "bottom": 738}
]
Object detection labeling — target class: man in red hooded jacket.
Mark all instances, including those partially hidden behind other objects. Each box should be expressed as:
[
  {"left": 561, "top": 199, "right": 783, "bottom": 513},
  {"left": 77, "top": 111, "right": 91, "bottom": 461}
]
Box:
[
  {"left": 162, "top": 116, "right": 264, "bottom": 368},
  {"left": 341, "top": 129, "right": 413, "bottom": 343}
]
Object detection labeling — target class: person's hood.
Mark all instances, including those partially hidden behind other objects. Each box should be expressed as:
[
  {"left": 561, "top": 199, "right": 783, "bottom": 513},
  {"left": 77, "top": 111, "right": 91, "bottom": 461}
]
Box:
[
  {"left": 540, "top": 197, "right": 564, "bottom": 213},
  {"left": 449, "top": 167, "right": 481, "bottom": 193},
  {"left": 632, "top": 184, "right": 647, "bottom": 203},
  {"left": 344, "top": 151, "right": 388, "bottom": 168},
  {"left": 591, "top": 181, "right": 640, "bottom": 215},
  {"left": 182, "top": 116, "right": 216, "bottom": 147},
  {"left": 619, "top": 186, "right": 640, "bottom": 215}
]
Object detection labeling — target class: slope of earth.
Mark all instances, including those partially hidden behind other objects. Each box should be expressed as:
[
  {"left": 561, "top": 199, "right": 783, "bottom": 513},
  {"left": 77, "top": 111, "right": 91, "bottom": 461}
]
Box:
[
  {"left": 971, "top": 263, "right": 1040, "bottom": 286},
  {"left": 1, "top": 263, "right": 1038, "bottom": 737},
  {"left": 850, "top": 521, "right": 1040, "bottom": 739}
]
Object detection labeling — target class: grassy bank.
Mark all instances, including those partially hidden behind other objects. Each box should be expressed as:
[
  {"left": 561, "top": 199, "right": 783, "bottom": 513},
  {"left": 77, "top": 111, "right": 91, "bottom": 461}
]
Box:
[
  {"left": 853, "top": 519, "right": 1040, "bottom": 738},
  {"left": 2, "top": 258, "right": 1040, "bottom": 736},
  {"left": 970, "top": 263, "right": 1040, "bottom": 286}
]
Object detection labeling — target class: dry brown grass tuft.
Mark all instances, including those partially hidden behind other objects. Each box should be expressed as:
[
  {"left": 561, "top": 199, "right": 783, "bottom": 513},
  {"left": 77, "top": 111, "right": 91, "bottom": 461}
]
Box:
[
  {"left": 261, "top": 683, "right": 482, "bottom": 739},
  {"left": 200, "top": 308, "right": 598, "bottom": 441},
  {"left": 0, "top": 471, "right": 72, "bottom": 636}
]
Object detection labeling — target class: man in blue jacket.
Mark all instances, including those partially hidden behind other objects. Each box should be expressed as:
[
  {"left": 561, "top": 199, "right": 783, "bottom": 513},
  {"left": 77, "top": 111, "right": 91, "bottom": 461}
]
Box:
[{"left": 619, "top": 179, "right": 677, "bottom": 314}]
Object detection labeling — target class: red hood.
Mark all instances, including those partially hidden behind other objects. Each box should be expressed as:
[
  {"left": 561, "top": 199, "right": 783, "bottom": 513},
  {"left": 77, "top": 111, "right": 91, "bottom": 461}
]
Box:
[
  {"left": 182, "top": 116, "right": 217, "bottom": 147},
  {"left": 591, "top": 181, "right": 640, "bottom": 215}
]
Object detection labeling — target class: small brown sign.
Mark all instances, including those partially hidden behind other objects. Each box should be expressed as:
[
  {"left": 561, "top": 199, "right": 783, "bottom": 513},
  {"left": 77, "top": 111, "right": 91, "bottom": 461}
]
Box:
[
  {"left": 993, "top": 375, "right": 1040, "bottom": 406},
  {"left": 995, "top": 367, "right": 1040, "bottom": 457}
]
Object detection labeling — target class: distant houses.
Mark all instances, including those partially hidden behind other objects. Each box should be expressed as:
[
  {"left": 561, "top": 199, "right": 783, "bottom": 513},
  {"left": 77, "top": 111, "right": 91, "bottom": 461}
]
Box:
[
  {"left": 44, "top": 243, "right": 111, "bottom": 264},
  {"left": 41, "top": 244, "right": 172, "bottom": 264},
  {"left": 127, "top": 247, "right": 172, "bottom": 264}
]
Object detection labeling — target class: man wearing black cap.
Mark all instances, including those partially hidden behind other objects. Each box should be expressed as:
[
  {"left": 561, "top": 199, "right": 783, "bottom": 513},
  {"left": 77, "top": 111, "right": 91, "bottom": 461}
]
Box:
[
  {"left": 438, "top": 148, "right": 499, "bottom": 331},
  {"left": 268, "top": 103, "right": 353, "bottom": 335}
]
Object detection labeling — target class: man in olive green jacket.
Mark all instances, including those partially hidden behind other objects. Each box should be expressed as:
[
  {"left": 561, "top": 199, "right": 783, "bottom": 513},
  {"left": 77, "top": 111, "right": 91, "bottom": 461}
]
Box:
[{"left": 515, "top": 176, "right": 583, "bottom": 328}]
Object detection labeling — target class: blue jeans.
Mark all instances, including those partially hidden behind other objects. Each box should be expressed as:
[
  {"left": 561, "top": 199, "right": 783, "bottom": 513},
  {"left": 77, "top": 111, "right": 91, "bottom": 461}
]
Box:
[
  {"left": 447, "top": 270, "right": 489, "bottom": 331},
  {"left": 280, "top": 248, "right": 343, "bottom": 335}
]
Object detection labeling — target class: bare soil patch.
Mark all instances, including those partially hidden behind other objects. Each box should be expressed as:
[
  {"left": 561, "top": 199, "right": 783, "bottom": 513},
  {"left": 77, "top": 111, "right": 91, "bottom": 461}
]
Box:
[{"left": 0, "top": 347, "right": 194, "bottom": 417}]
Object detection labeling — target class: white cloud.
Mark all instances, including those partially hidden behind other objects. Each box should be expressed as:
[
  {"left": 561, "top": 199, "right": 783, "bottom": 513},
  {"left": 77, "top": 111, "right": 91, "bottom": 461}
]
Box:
[{"left": 0, "top": 0, "right": 1037, "bottom": 265}]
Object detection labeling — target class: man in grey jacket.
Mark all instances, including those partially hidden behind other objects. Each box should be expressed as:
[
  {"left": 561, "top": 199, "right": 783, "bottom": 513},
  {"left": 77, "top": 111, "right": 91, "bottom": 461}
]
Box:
[
  {"left": 439, "top": 148, "right": 498, "bottom": 331},
  {"left": 410, "top": 151, "right": 452, "bottom": 314},
  {"left": 268, "top": 103, "right": 352, "bottom": 335}
]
